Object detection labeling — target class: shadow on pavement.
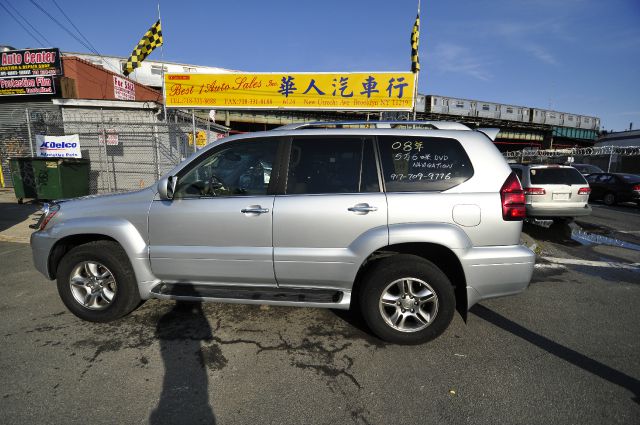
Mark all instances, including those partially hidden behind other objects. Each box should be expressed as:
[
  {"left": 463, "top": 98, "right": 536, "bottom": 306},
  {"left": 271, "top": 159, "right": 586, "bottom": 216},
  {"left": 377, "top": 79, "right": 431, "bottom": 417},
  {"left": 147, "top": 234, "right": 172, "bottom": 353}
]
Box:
[
  {"left": 523, "top": 220, "right": 580, "bottom": 246},
  {"left": 149, "top": 298, "right": 217, "bottom": 425},
  {"left": 0, "top": 193, "right": 39, "bottom": 233},
  {"left": 472, "top": 304, "right": 640, "bottom": 403}
]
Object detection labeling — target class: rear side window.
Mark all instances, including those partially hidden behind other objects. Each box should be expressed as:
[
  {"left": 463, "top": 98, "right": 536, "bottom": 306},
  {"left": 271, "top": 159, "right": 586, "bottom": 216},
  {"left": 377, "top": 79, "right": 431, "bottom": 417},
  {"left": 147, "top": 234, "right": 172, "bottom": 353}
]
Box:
[
  {"left": 586, "top": 174, "right": 598, "bottom": 183},
  {"left": 378, "top": 136, "right": 474, "bottom": 192},
  {"left": 286, "top": 137, "right": 379, "bottom": 194},
  {"left": 620, "top": 174, "right": 640, "bottom": 183},
  {"left": 529, "top": 167, "right": 587, "bottom": 185}
]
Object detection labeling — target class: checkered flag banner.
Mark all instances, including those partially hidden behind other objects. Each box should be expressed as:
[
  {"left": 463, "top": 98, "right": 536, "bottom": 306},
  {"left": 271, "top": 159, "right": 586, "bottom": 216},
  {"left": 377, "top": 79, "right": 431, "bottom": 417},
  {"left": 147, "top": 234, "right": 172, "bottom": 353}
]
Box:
[
  {"left": 123, "top": 20, "right": 163, "bottom": 76},
  {"left": 410, "top": 13, "right": 420, "bottom": 73}
]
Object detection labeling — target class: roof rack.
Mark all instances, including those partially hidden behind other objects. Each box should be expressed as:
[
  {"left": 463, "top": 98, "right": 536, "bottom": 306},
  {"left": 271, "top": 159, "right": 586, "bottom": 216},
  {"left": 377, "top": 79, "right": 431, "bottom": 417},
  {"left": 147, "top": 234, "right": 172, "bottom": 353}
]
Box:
[{"left": 273, "top": 121, "right": 472, "bottom": 131}]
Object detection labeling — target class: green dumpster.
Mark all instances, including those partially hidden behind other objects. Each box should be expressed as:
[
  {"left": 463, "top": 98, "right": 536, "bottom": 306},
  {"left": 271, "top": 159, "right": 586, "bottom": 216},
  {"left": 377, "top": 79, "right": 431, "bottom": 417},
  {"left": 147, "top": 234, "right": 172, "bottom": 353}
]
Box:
[
  {"left": 31, "top": 158, "right": 90, "bottom": 200},
  {"left": 9, "top": 158, "right": 38, "bottom": 204}
]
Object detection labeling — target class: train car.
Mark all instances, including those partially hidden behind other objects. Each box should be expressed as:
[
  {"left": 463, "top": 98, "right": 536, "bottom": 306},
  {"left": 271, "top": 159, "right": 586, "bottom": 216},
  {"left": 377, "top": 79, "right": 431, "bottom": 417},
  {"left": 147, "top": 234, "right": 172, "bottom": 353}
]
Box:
[
  {"left": 476, "top": 101, "right": 500, "bottom": 119},
  {"left": 564, "top": 114, "right": 578, "bottom": 128},
  {"left": 499, "top": 104, "right": 530, "bottom": 123},
  {"left": 531, "top": 108, "right": 565, "bottom": 126},
  {"left": 415, "top": 94, "right": 427, "bottom": 113},
  {"left": 426, "top": 95, "right": 447, "bottom": 114},
  {"left": 531, "top": 109, "right": 545, "bottom": 124},
  {"left": 426, "top": 95, "right": 475, "bottom": 117},
  {"left": 578, "top": 116, "right": 599, "bottom": 130},
  {"left": 424, "top": 95, "right": 599, "bottom": 131},
  {"left": 544, "top": 111, "right": 563, "bottom": 126}
]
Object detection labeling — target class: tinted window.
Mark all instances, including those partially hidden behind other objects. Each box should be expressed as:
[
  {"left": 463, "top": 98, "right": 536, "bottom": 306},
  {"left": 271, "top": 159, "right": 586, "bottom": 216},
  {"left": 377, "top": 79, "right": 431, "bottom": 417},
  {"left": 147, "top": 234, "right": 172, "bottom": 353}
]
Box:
[
  {"left": 619, "top": 174, "right": 640, "bottom": 183},
  {"left": 361, "top": 139, "right": 380, "bottom": 192},
  {"left": 286, "top": 137, "right": 378, "bottom": 194},
  {"left": 378, "top": 136, "right": 474, "bottom": 192},
  {"left": 586, "top": 174, "right": 598, "bottom": 183},
  {"left": 574, "top": 164, "right": 603, "bottom": 174},
  {"left": 529, "top": 167, "right": 587, "bottom": 185},
  {"left": 174, "top": 139, "right": 278, "bottom": 198}
]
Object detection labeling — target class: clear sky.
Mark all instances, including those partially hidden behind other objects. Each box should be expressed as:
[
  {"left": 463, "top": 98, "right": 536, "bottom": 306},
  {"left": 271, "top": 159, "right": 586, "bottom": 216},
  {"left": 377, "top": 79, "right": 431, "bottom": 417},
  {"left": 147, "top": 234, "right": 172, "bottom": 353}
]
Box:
[{"left": 1, "top": 0, "right": 639, "bottom": 131}]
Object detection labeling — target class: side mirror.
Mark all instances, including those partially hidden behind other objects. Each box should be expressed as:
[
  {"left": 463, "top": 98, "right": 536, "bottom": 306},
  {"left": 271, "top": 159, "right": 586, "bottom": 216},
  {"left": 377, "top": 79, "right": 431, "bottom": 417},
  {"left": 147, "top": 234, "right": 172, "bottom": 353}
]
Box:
[{"left": 158, "top": 176, "right": 178, "bottom": 200}]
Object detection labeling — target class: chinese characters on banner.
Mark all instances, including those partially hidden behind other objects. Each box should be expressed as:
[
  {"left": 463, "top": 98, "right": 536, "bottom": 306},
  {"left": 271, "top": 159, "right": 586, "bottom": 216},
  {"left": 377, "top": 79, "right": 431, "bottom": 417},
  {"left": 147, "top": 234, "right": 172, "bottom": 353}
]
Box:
[{"left": 164, "top": 72, "right": 415, "bottom": 110}]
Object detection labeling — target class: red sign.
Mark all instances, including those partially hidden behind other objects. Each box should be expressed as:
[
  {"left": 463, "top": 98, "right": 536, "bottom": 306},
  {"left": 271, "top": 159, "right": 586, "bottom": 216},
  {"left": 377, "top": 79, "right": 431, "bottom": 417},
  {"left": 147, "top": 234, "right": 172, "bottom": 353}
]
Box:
[
  {"left": 98, "top": 129, "right": 119, "bottom": 146},
  {"left": 0, "top": 75, "right": 56, "bottom": 96}
]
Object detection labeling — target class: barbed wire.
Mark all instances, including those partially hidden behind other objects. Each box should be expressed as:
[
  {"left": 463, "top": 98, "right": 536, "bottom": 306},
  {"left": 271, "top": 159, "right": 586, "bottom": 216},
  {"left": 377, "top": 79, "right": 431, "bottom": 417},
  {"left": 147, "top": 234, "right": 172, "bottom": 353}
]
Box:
[{"left": 503, "top": 146, "right": 640, "bottom": 158}]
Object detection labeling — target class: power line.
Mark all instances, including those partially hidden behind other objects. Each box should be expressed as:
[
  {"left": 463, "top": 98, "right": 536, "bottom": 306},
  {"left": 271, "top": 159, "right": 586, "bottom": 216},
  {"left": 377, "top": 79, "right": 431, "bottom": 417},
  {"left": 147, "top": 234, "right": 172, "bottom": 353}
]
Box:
[
  {"left": 5, "top": 0, "right": 54, "bottom": 46},
  {"left": 27, "top": 0, "right": 122, "bottom": 75},
  {"left": 0, "top": 1, "right": 45, "bottom": 46},
  {"left": 50, "top": 0, "right": 98, "bottom": 55},
  {"left": 27, "top": 0, "right": 99, "bottom": 54}
]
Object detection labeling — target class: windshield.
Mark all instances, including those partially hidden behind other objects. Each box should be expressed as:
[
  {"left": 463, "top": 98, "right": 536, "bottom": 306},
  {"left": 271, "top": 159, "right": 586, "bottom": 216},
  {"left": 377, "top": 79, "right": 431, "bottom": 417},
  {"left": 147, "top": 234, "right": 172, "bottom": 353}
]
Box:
[{"left": 529, "top": 167, "right": 587, "bottom": 185}]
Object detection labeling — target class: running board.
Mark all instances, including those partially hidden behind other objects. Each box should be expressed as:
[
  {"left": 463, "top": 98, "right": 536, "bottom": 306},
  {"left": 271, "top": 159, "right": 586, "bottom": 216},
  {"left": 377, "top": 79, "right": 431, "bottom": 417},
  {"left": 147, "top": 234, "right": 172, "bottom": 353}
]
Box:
[{"left": 149, "top": 283, "right": 351, "bottom": 310}]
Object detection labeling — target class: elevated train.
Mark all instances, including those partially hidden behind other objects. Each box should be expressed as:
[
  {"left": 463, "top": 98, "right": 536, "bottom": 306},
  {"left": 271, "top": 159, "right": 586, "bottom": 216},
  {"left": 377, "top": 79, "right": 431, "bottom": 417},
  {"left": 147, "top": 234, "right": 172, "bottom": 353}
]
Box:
[{"left": 418, "top": 95, "right": 600, "bottom": 130}]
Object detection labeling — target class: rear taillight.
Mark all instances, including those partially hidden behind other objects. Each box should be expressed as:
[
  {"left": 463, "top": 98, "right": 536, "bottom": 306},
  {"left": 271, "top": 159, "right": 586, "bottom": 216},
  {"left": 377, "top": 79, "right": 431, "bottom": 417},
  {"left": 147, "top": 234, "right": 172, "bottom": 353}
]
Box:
[
  {"left": 633, "top": 184, "right": 640, "bottom": 192},
  {"left": 578, "top": 187, "right": 591, "bottom": 195},
  {"left": 524, "top": 187, "right": 546, "bottom": 195},
  {"left": 501, "top": 172, "right": 526, "bottom": 221}
]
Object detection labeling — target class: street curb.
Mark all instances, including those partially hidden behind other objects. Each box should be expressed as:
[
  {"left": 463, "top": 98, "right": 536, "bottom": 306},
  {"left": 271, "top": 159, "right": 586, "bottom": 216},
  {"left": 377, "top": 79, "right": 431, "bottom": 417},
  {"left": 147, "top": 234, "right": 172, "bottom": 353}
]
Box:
[{"left": 520, "top": 232, "right": 541, "bottom": 255}]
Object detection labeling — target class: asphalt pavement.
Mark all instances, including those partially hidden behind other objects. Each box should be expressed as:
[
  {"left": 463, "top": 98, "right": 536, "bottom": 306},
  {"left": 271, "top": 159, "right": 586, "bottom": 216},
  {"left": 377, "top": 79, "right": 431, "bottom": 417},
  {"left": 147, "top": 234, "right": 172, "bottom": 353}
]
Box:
[{"left": 0, "top": 200, "right": 639, "bottom": 424}]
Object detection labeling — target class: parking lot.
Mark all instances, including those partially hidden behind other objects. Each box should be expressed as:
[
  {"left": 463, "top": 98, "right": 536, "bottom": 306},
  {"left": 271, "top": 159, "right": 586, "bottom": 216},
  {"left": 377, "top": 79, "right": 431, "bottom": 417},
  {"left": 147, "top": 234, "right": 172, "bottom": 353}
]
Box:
[{"left": 0, "top": 192, "right": 639, "bottom": 425}]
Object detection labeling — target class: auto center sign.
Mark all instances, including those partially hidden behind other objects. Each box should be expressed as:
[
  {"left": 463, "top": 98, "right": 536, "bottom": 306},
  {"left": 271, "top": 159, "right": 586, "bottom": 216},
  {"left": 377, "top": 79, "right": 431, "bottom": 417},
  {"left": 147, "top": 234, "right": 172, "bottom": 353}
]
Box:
[
  {"left": 0, "top": 48, "right": 62, "bottom": 96},
  {"left": 36, "top": 135, "right": 82, "bottom": 158}
]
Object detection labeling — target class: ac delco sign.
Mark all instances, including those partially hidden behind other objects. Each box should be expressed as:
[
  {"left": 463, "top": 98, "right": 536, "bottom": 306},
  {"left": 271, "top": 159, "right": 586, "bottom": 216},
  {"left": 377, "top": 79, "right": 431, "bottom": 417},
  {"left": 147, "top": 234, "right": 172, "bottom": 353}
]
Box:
[
  {"left": 36, "top": 135, "right": 81, "bottom": 158},
  {"left": 0, "top": 48, "right": 62, "bottom": 77}
]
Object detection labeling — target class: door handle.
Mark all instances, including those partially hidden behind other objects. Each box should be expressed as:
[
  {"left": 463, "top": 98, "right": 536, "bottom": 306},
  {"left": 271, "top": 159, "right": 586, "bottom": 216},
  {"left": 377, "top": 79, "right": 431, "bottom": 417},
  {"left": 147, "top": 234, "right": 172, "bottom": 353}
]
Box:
[
  {"left": 241, "top": 206, "right": 270, "bottom": 214},
  {"left": 348, "top": 204, "right": 378, "bottom": 213}
]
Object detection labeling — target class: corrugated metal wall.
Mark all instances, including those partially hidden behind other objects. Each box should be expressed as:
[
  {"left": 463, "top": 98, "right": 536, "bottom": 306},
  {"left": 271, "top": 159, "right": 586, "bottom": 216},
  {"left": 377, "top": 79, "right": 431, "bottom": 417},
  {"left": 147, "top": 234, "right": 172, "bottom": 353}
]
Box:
[{"left": 0, "top": 100, "right": 62, "bottom": 187}]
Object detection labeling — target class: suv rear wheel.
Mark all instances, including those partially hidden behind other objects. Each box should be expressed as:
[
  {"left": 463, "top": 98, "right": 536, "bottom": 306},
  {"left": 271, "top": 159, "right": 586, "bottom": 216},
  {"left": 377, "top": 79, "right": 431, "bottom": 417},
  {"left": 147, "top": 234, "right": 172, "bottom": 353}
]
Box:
[
  {"left": 56, "top": 241, "right": 141, "bottom": 322},
  {"left": 360, "top": 254, "right": 455, "bottom": 345}
]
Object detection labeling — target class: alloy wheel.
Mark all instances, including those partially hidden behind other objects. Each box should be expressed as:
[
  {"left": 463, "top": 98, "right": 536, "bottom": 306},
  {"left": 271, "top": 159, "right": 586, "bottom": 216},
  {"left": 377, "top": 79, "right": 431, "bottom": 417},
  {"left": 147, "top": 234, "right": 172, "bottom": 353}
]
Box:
[
  {"left": 378, "top": 277, "right": 439, "bottom": 332},
  {"left": 69, "top": 261, "right": 117, "bottom": 310}
]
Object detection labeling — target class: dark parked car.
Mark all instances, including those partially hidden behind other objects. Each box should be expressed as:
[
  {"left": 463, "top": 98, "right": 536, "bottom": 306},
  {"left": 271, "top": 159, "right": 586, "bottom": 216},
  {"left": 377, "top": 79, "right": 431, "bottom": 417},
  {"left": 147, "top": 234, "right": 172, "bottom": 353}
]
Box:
[
  {"left": 571, "top": 163, "right": 604, "bottom": 175},
  {"left": 585, "top": 173, "right": 640, "bottom": 206}
]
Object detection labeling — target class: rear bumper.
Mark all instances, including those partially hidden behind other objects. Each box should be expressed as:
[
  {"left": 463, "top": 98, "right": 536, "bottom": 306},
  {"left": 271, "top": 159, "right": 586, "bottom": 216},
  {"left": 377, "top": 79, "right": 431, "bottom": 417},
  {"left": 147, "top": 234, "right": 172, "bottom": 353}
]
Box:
[
  {"left": 526, "top": 204, "right": 591, "bottom": 217},
  {"left": 457, "top": 245, "right": 535, "bottom": 310}
]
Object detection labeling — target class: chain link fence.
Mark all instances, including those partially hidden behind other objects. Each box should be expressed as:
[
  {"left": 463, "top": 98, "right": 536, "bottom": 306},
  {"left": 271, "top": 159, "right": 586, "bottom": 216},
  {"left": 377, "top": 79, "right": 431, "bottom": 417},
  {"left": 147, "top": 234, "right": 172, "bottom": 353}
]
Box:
[
  {"left": 0, "top": 105, "right": 226, "bottom": 194},
  {"left": 503, "top": 146, "right": 640, "bottom": 173}
]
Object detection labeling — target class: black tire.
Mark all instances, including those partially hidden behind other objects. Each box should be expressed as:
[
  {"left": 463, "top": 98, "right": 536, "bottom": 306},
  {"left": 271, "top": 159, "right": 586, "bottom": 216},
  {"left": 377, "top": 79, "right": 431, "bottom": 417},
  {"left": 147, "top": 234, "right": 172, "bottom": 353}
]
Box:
[
  {"left": 603, "top": 192, "right": 616, "bottom": 206},
  {"left": 359, "top": 254, "right": 455, "bottom": 345},
  {"left": 56, "top": 240, "right": 141, "bottom": 322}
]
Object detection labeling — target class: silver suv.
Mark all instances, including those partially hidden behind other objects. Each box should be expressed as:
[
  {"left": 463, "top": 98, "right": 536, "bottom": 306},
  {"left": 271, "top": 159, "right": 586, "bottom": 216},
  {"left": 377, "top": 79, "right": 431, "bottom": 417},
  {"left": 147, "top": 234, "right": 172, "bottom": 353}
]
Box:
[{"left": 31, "top": 121, "right": 534, "bottom": 344}]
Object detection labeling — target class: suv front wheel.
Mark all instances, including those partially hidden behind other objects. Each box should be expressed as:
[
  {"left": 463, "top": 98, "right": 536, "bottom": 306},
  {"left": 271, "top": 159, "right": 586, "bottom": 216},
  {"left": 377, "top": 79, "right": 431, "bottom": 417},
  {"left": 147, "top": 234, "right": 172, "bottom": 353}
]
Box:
[
  {"left": 360, "top": 255, "right": 455, "bottom": 345},
  {"left": 56, "top": 240, "right": 141, "bottom": 322}
]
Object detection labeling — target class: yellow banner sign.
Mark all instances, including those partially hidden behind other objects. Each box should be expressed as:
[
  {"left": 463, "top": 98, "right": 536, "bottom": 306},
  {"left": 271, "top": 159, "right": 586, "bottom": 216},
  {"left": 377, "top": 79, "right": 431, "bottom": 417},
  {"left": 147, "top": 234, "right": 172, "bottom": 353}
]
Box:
[{"left": 164, "top": 72, "right": 415, "bottom": 110}]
